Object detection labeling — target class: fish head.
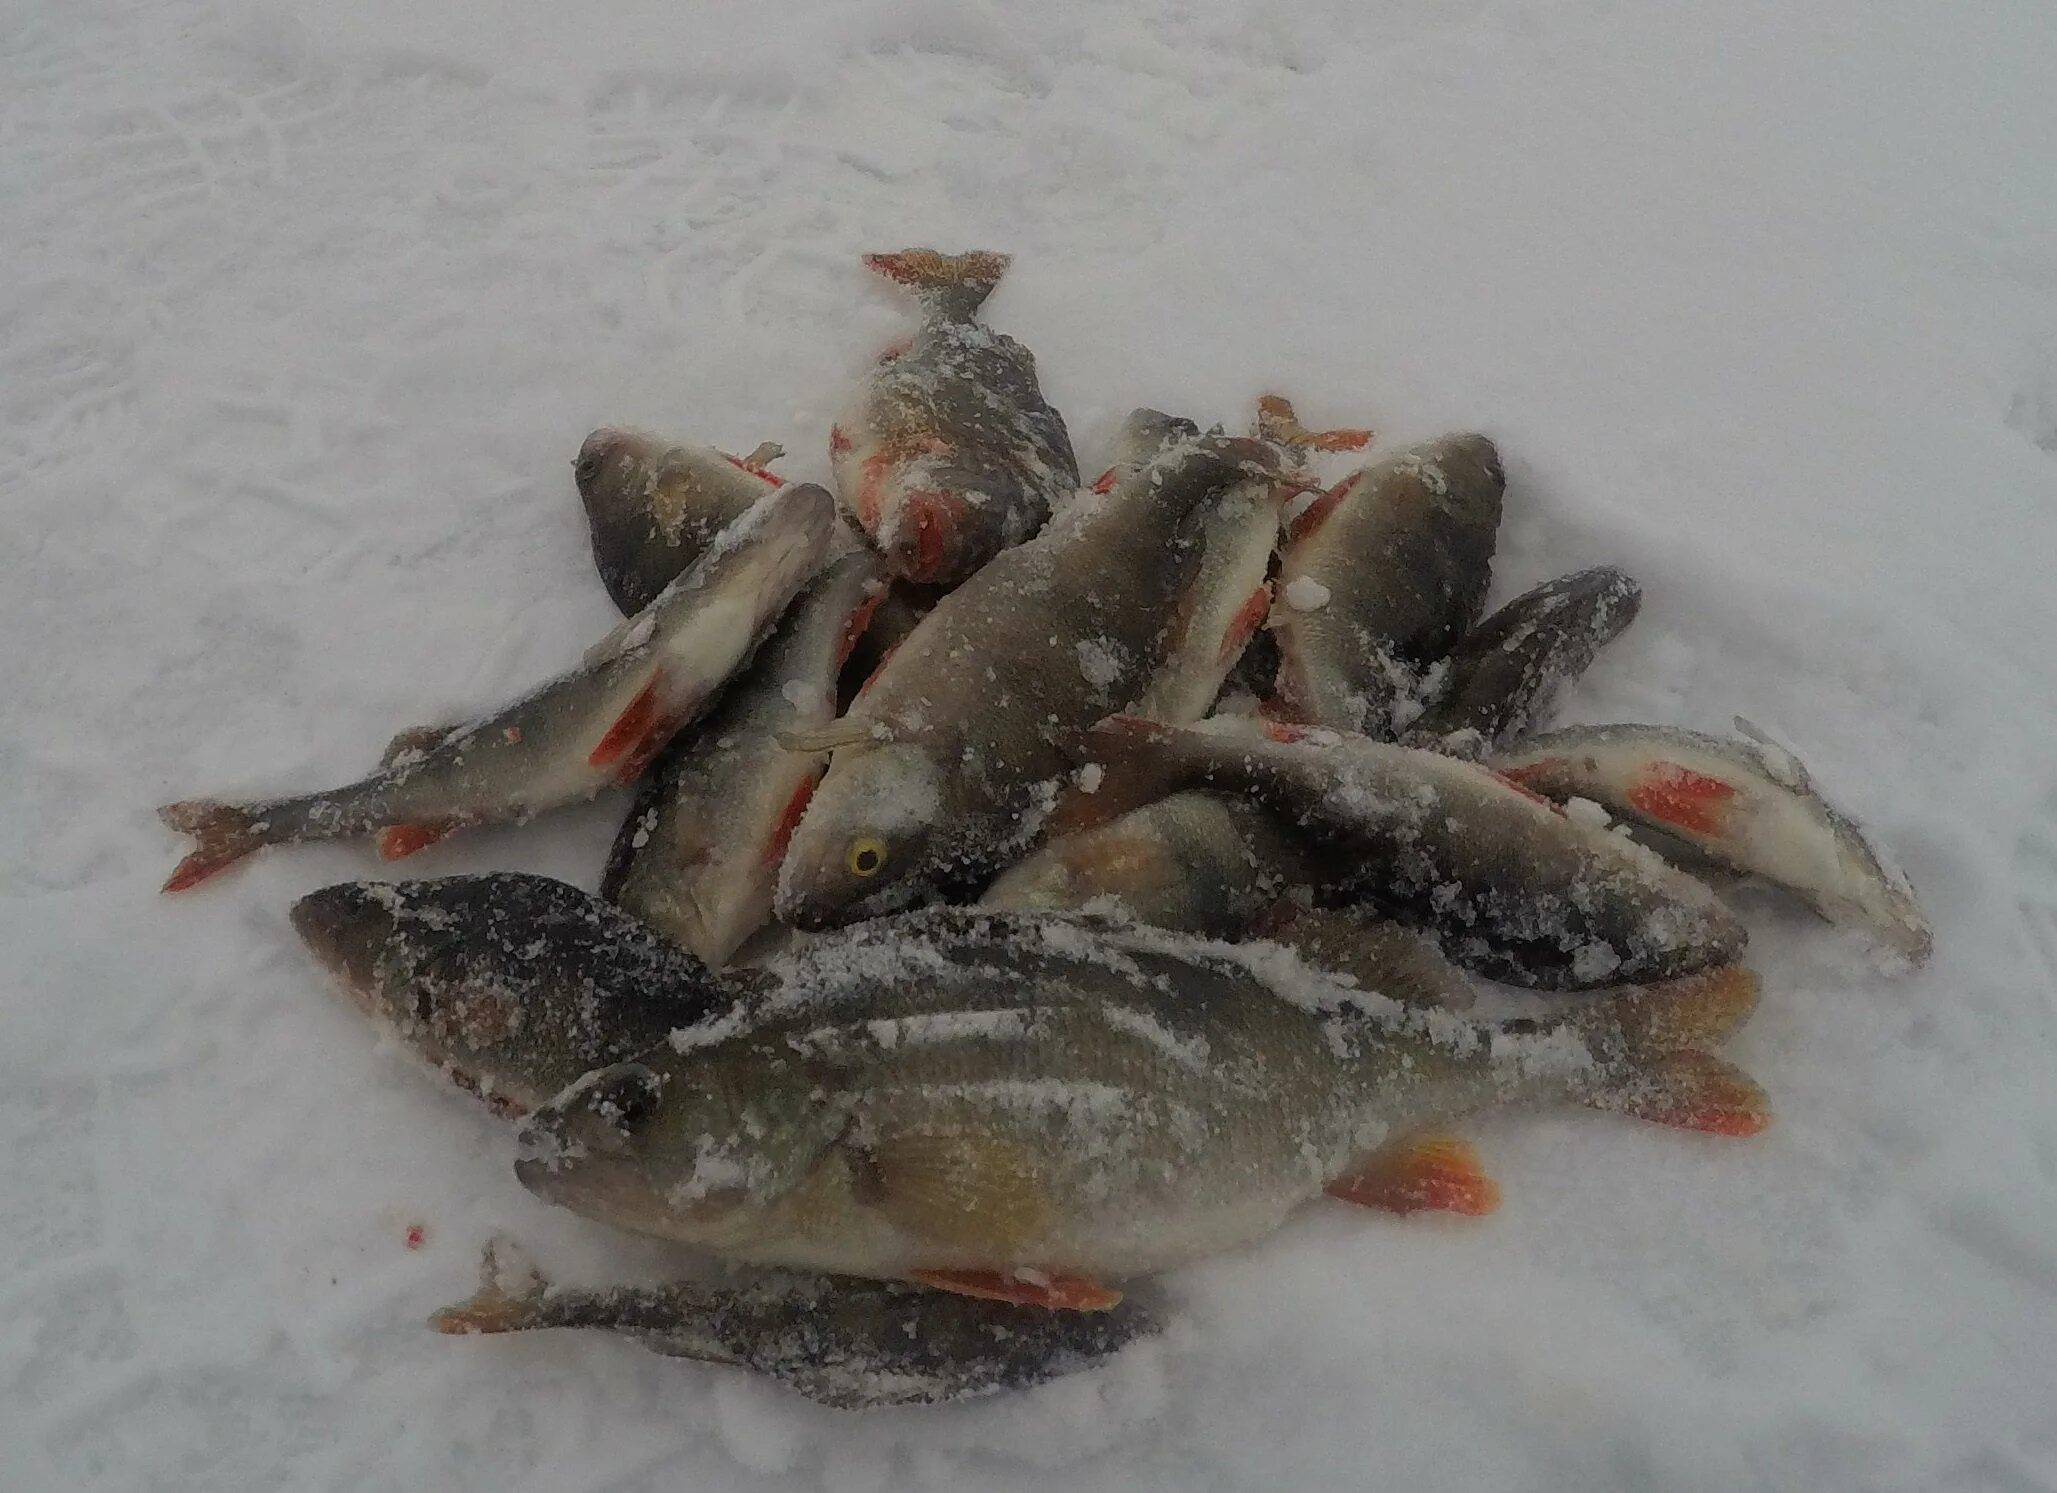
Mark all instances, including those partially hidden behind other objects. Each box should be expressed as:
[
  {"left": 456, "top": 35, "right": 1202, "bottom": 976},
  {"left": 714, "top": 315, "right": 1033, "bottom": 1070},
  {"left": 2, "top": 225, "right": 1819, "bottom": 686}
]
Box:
[
  {"left": 776, "top": 742, "right": 945, "bottom": 928},
  {"left": 291, "top": 878, "right": 558, "bottom": 1108},
  {"left": 574, "top": 427, "right": 667, "bottom": 516},
  {"left": 1413, "top": 433, "right": 1505, "bottom": 502},
  {"left": 514, "top": 1049, "right": 846, "bottom": 1241},
  {"left": 877, "top": 485, "right": 986, "bottom": 586}
]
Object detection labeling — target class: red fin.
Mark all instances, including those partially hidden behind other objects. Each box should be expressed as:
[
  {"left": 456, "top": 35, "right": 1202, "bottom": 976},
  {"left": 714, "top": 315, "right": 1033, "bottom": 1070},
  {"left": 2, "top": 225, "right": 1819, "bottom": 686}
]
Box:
[
  {"left": 1285, "top": 473, "right": 1360, "bottom": 543},
  {"left": 908, "top": 1268, "right": 1121, "bottom": 1312},
  {"left": 722, "top": 453, "right": 782, "bottom": 487},
  {"left": 377, "top": 820, "right": 460, "bottom": 860},
  {"left": 863, "top": 249, "right": 1011, "bottom": 313},
  {"left": 1581, "top": 1050, "right": 1771, "bottom": 1136},
  {"left": 893, "top": 490, "right": 958, "bottom": 583},
  {"left": 587, "top": 677, "right": 666, "bottom": 772},
  {"left": 855, "top": 640, "right": 902, "bottom": 698},
  {"left": 838, "top": 590, "right": 887, "bottom": 668},
  {"left": 1327, "top": 1133, "right": 1500, "bottom": 1216},
  {"left": 828, "top": 424, "right": 854, "bottom": 457},
  {"left": 1089, "top": 466, "right": 1118, "bottom": 495},
  {"left": 1627, "top": 762, "right": 1738, "bottom": 835},
  {"left": 158, "top": 800, "right": 264, "bottom": 893},
  {"left": 762, "top": 776, "right": 819, "bottom": 868},
  {"left": 1254, "top": 395, "right": 1374, "bottom": 453},
  {"left": 1575, "top": 965, "right": 1762, "bottom": 1053},
  {"left": 1218, "top": 583, "right": 1273, "bottom": 666},
  {"left": 853, "top": 451, "right": 894, "bottom": 531}
]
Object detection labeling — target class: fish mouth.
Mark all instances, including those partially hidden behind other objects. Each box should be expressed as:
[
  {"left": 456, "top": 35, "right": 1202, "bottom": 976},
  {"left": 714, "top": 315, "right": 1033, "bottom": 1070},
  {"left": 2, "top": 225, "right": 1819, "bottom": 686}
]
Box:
[{"left": 289, "top": 883, "right": 396, "bottom": 1002}]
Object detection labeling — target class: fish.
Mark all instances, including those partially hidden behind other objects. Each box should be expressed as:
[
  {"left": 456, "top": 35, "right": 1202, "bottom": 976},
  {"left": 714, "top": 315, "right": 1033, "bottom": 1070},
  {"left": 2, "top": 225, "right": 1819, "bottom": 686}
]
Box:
[
  {"left": 776, "top": 435, "right": 1287, "bottom": 928},
  {"left": 1268, "top": 434, "right": 1505, "bottom": 737},
  {"left": 430, "top": 1241, "right": 1159, "bottom": 1410},
  {"left": 601, "top": 550, "right": 888, "bottom": 967},
  {"left": 574, "top": 427, "right": 788, "bottom": 615},
  {"left": 830, "top": 249, "right": 1079, "bottom": 585},
  {"left": 1403, "top": 567, "right": 1643, "bottom": 751},
  {"left": 1072, "top": 715, "right": 1748, "bottom": 989},
  {"left": 292, "top": 875, "right": 1157, "bottom": 1405},
  {"left": 1133, "top": 397, "right": 1370, "bottom": 725},
  {"left": 159, "top": 482, "right": 837, "bottom": 891},
  {"left": 289, "top": 872, "right": 740, "bottom": 1117},
  {"left": 512, "top": 908, "right": 1766, "bottom": 1304},
  {"left": 980, "top": 790, "right": 1315, "bottom": 936},
  {"left": 1493, "top": 720, "right": 1933, "bottom": 964},
  {"left": 1247, "top": 902, "right": 1479, "bottom": 1010},
  {"left": 1082, "top": 408, "right": 1201, "bottom": 496}
]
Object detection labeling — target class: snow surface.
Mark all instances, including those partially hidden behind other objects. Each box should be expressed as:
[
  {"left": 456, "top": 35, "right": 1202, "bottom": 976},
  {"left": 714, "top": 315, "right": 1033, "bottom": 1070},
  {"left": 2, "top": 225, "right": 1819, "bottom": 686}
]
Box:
[{"left": 6, "top": 0, "right": 2057, "bottom": 1488}]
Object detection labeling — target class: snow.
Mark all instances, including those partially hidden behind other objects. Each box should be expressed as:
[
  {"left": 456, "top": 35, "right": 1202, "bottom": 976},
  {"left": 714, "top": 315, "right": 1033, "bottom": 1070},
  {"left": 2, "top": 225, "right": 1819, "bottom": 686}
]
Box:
[
  {"left": 6, "top": 0, "right": 2057, "bottom": 1488},
  {"left": 1280, "top": 576, "right": 1331, "bottom": 612}
]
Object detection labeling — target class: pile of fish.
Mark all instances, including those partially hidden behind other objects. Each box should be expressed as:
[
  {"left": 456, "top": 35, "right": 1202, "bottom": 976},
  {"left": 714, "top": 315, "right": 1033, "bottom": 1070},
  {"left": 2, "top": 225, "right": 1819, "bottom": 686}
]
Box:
[{"left": 163, "top": 249, "right": 1932, "bottom": 1409}]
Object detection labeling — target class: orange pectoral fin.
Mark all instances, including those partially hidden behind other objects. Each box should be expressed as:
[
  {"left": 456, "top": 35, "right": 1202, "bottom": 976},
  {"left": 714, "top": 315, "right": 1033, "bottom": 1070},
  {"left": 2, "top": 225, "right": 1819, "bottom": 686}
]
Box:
[
  {"left": 908, "top": 1268, "right": 1122, "bottom": 1312},
  {"left": 1285, "top": 473, "right": 1360, "bottom": 543},
  {"left": 1327, "top": 1133, "right": 1501, "bottom": 1217},
  {"left": 761, "top": 775, "right": 819, "bottom": 868},
  {"left": 1627, "top": 762, "right": 1739, "bottom": 835},
  {"left": 584, "top": 678, "right": 662, "bottom": 773},
  {"left": 1581, "top": 1051, "right": 1771, "bottom": 1137},
  {"left": 1089, "top": 466, "right": 1118, "bottom": 495},
  {"left": 1218, "top": 583, "right": 1272, "bottom": 666},
  {"left": 376, "top": 819, "right": 461, "bottom": 860}
]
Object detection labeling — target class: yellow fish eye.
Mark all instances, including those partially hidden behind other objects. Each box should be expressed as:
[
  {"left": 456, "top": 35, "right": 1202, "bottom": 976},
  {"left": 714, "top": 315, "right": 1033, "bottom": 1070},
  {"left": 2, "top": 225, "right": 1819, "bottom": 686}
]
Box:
[{"left": 846, "top": 837, "right": 888, "bottom": 878}]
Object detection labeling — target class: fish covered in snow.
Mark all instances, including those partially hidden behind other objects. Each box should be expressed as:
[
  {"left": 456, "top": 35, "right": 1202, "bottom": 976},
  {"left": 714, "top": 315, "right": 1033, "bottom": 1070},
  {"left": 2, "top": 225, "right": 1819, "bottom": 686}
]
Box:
[
  {"left": 980, "top": 790, "right": 1314, "bottom": 936},
  {"left": 1404, "top": 566, "right": 1643, "bottom": 751},
  {"left": 290, "top": 872, "right": 737, "bottom": 1116},
  {"left": 777, "top": 434, "right": 1287, "bottom": 927},
  {"left": 292, "top": 874, "right": 1156, "bottom": 1406},
  {"left": 513, "top": 908, "right": 1766, "bottom": 1306},
  {"left": 160, "top": 483, "right": 836, "bottom": 890},
  {"left": 1268, "top": 434, "right": 1505, "bottom": 737},
  {"left": 1134, "top": 397, "right": 1370, "bottom": 725},
  {"left": 830, "top": 249, "right": 1078, "bottom": 585},
  {"left": 574, "top": 427, "right": 788, "bottom": 615},
  {"left": 1073, "top": 715, "right": 1747, "bottom": 989},
  {"left": 602, "top": 551, "right": 887, "bottom": 966},
  {"left": 1495, "top": 721, "right": 1932, "bottom": 964},
  {"left": 431, "top": 1242, "right": 1159, "bottom": 1410}
]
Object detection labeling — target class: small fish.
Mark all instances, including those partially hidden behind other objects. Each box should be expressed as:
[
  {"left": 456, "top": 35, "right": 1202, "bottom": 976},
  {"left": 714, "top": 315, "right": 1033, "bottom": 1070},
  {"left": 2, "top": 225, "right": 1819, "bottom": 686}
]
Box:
[
  {"left": 1248, "top": 902, "right": 1478, "bottom": 1010},
  {"left": 1268, "top": 435, "right": 1505, "bottom": 737},
  {"left": 1494, "top": 721, "right": 1933, "bottom": 964},
  {"left": 289, "top": 872, "right": 738, "bottom": 1117},
  {"left": 160, "top": 483, "right": 837, "bottom": 890},
  {"left": 777, "top": 435, "right": 1286, "bottom": 928},
  {"left": 1074, "top": 715, "right": 1748, "bottom": 989},
  {"left": 980, "top": 791, "right": 1315, "bottom": 936},
  {"left": 575, "top": 427, "right": 787, "bottom": 615},
  {"left": 831, "top": 250, "right": 1079, "bottom": 585},
  {"left": 1404, "top": 567, "right": 1642, "bottom": 750},
  {"left": 1134, "top": 398, "right": 1369, "bottom": 725},
  {"left": 431, "top": 1242, "right": 1159, "bottom": 1410},
  {"left": 602, "top": 551, "right": 887, "bottom": 967},
  {"left": 513, "top": 908, "right": 1765, "bottom": 1303}
]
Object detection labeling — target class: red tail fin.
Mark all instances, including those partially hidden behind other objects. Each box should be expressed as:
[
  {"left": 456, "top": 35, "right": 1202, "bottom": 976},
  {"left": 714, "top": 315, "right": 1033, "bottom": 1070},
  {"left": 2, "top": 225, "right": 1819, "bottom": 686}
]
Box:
[
  {"left": 158, "top": 800, "right": 266, "bottom": 893},
  {"left": 1579, "top": 1051, "right": 1772, "bottom": 1137},
  {"left": 863, "top": 249, "right": 1011, "bottom": 316},
  {"left": 1567, "top": 966, "right": 1771, "bottom": 1136}
]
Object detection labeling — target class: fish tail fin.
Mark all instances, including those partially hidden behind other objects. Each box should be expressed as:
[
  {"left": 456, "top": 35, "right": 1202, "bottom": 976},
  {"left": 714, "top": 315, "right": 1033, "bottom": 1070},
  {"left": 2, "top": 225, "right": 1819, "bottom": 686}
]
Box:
[
  {"left": 428, "top": 1239, "right": 551, "bottom": 1336},
  {"left": 1563, "top": 965, "right": 1771, "bottom": 1136},
  {"left": 158, "top": 799, "right": 270, "bottom": 893},
  {"left": 1254, "top": 395, "right": 1374, "bottom": 453},
  {"left": 863, "top": 249, "right": 1012, "bottom": 317},
  {"left": 1047, "top": 714, "right": 1187, "bottom": 837}
]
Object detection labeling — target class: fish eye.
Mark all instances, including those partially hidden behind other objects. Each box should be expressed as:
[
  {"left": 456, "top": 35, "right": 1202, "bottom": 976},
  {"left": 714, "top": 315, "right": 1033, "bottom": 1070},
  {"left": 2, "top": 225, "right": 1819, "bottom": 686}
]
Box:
[
  {"left": 573, "top": 453, "right": 603, "bottom": 486},
  {"left": 846, "top": 837, "right": 888, "bottom": 878},
  {"left": 591, "top": 1065, "right": 664, "bottom": 1133}
]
